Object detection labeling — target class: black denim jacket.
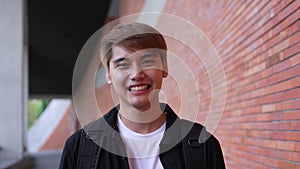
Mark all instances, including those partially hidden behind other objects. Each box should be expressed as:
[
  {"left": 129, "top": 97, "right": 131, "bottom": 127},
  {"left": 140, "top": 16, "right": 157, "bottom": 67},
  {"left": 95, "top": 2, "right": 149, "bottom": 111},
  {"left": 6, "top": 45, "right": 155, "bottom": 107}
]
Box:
[{"left": 59, "top": 104, "right": 225, "bottom": 169}]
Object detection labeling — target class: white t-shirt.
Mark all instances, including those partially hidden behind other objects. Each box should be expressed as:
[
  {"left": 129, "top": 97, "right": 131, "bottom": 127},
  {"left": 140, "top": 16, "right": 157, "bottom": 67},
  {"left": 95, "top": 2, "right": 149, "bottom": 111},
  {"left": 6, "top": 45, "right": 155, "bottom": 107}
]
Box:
[{"left": 117, "top": 115, "right": 166, "bottom": 169}]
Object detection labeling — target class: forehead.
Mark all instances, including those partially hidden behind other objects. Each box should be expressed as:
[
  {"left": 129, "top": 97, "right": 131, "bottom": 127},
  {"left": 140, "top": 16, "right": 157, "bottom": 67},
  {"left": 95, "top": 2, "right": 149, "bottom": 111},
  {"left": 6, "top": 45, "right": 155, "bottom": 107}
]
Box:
[
  {"left": 111, "top": 46, "right": 132, "bottom": 59},
  {"left": 111, "top": 46, "right": 159, "bottom": 60}
]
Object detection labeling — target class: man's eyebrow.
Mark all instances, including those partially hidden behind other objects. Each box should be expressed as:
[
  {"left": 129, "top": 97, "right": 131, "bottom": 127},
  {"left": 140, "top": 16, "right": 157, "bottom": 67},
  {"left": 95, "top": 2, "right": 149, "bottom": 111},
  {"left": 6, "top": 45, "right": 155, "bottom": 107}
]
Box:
[
  {"left": 112, "top": 57, "right": 128, "bottom": 64},
  {"left": 141, "top": 53, "right": 159, "bottom": 59}
]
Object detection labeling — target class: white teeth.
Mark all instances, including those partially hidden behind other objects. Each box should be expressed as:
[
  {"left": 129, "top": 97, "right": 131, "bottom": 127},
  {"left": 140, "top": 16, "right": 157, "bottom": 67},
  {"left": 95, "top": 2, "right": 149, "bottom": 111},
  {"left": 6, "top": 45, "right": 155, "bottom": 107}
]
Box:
[{"left": 130, "top": 85, "right": 148, "bottom": 91}]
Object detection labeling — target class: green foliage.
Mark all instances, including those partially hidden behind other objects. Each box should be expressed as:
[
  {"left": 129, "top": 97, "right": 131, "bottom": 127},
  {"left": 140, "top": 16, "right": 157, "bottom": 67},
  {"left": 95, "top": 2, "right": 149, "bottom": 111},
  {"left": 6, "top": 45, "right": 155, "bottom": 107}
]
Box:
[{"left": 28, "top": 99, "right": 51, "bottom": 129}]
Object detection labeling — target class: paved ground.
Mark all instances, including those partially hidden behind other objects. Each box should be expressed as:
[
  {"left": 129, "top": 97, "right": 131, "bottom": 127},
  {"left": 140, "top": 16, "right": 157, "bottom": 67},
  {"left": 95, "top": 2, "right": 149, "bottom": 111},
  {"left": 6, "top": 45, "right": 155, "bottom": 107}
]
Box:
[{"left": 29, "top": 151, "right": 62, "bottom": 169}]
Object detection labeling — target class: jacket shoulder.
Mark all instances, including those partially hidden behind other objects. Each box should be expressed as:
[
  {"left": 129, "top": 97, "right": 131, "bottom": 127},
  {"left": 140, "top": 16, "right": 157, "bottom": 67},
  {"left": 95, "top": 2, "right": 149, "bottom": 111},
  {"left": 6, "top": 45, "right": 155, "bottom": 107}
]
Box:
[
  {"left": 59, "top": 129, "right": 83, "bottom": 168},
  {"left": 64, "top": 129, "right": 83, "bottom": 151}
]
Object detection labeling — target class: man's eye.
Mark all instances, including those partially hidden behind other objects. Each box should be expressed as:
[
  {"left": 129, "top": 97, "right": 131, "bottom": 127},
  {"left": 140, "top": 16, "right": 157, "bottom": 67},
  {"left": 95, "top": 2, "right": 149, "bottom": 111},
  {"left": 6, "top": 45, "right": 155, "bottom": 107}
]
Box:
[
  {"left": 115, "top": 63, "right": 129, "bottom": 68},
  {"left": 142, "top": 60, "right": 155, "bottom": 66}
]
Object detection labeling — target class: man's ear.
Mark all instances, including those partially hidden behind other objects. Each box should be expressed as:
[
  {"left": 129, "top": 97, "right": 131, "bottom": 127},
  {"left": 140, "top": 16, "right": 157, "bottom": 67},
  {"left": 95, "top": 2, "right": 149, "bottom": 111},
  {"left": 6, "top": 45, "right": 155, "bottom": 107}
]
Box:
[
  {"left": 162, "top": 57, "right": 168, "bottom": 78},
  {"left": 106, "top": 72, "right": 112, "bottom": 84},
  {"left": 163, "top": 70, "right": 168, "bottom": 78}
]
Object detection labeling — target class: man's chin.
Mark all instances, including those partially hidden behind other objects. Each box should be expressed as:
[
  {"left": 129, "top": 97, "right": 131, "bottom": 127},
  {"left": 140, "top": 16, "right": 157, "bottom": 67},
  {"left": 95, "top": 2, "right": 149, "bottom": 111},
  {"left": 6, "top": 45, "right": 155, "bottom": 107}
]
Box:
[{"left": 131, "top": 102, "right": 151, "bottom": 111}]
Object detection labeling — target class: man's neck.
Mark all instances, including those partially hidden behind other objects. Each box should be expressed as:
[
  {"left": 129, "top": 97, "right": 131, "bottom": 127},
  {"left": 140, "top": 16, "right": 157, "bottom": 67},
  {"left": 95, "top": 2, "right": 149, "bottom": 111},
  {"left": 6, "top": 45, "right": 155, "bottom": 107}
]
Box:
[{"left": 118, "top": 103, "right": 166, "bottom": 134}]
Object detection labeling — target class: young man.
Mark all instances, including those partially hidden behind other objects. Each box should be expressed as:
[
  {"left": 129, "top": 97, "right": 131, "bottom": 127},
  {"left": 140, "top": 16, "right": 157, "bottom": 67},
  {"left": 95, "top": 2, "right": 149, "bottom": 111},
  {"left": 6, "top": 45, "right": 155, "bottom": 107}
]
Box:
[{"left": 59, "top": 22, "right": 225, "bottom": 169}]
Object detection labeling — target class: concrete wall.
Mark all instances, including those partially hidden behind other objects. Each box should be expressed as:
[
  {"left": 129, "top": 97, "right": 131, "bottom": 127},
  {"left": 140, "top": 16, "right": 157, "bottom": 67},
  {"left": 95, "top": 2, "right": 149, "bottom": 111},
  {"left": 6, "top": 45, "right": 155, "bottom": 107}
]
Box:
[{"left": 0, "top": 0, "right": 27, "bottom": 166}]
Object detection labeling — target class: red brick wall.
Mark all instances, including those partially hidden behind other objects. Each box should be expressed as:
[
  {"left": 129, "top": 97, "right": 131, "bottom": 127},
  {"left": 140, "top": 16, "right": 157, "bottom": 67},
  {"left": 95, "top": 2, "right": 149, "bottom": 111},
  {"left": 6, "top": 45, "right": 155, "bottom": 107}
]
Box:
[
  {"left": 120, "top": 0, "right": 145, "bottom": 16},
  {"left": 119, "top": 0, "right": 300, "bottom": 168}
]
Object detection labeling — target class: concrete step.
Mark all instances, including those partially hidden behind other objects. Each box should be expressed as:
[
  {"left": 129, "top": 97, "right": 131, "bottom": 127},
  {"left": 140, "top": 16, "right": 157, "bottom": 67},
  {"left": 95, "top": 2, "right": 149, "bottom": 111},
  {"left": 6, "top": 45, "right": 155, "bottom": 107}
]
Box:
[{"left": 29, "top": 151, "right": 62, "bottom": 169}]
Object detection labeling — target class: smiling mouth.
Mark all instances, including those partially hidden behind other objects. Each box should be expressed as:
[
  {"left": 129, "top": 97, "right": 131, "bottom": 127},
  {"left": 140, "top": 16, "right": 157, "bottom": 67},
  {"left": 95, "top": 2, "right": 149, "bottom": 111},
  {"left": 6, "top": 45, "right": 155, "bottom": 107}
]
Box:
[{"left": 129, "top": 85, "right": 151, "bottom": 91}]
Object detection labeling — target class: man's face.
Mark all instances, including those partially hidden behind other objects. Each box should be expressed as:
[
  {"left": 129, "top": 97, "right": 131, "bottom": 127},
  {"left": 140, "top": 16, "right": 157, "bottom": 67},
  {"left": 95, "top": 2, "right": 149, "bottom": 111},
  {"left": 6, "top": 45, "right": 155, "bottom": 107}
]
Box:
[{"left": 106, "top": 46, "right": 168, "bottom": 111}]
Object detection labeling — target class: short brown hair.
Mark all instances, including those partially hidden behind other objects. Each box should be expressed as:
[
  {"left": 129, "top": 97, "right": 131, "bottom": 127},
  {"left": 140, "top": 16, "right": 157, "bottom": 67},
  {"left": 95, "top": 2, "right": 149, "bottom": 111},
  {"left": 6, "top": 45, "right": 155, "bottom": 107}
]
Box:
[{"left": 99, "top": 22, "right": 167, "bottom": 70}]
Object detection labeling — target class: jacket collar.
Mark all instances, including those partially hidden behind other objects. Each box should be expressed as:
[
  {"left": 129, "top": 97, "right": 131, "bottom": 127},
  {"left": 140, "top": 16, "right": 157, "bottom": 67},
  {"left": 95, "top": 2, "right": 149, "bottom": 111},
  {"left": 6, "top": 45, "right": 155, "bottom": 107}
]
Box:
[
  {"left": 84, "top": 103, "right": 185, "bottom": 155},
  {"left": 103, "top": 103, "right": 178, "bottom": 130}
]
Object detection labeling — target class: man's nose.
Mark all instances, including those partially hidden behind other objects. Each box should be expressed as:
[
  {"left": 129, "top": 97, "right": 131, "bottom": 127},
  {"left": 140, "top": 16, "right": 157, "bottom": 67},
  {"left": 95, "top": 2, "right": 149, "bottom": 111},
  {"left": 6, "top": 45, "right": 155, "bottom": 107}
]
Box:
[{"left": 129, "top": 64, "right": 145, "bottom": 80}]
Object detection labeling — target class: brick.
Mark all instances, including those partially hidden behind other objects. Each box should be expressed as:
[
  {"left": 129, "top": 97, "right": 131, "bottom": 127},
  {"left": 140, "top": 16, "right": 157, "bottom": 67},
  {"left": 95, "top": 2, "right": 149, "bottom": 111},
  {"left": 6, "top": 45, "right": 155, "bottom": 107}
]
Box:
[
  {"left": 243, "top": 62, "right": 266, "bottom": 77},
  {"left": 262, "top": 104, "right": 276, "bottom": 113},
  {"left": 289, "top": 30, "right": 300, "bottom": 45},
  {"left": 270, "top": 110, "right": 300, "bottom": 121},
  {"left": 247, "top": 130, "right": 271, "bottom": 139},
  {"left": 278, "top": 160, "right": 298, "bottom": 169},
  {"left": 276, "top": 140, "right": 295, "bottom": 151},
  {"left": 271, "top": 131, "right": 300, "bottom": 141},
  {"left": 296, "top": 142, "right": 300, "bottom": 152}
]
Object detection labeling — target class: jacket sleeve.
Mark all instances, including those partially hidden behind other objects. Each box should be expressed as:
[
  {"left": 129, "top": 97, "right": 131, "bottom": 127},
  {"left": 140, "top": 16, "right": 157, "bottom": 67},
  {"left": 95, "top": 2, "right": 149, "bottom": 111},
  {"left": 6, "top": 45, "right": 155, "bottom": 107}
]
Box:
[
  {"left": 206, "top": 135, "right": 226, "bottom": 169},
  {"left": 58, "top": 130, "right": 82, "bottom": 169}
]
